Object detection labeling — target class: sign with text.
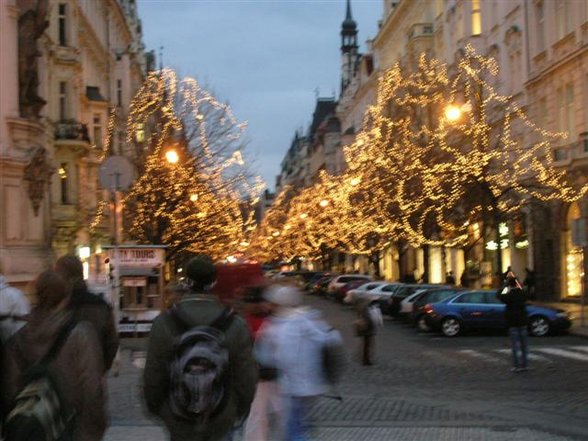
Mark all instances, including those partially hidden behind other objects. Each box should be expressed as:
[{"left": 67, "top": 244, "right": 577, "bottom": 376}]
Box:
[
  {"left": 109, "top": 247, "right": 165, "bottom": 267},
  {"left": 118, "top": 322, "right": 152, "bottom": 333}
]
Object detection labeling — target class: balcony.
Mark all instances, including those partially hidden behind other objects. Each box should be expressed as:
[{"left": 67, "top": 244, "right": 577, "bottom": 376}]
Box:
[
  {"left": 407, "top": 23, "right": 434, "bottom": 41},
  {"left": 54, "top": 120, "right": 90, "bottom": 142},
  {"left": 552, "top": 139, "right": 588, "bottom": 169}
]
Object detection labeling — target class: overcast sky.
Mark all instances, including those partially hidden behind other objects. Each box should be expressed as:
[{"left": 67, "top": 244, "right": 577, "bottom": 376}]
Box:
[{"left": 138, "top": 0, "right": 383, "bottom": 190}]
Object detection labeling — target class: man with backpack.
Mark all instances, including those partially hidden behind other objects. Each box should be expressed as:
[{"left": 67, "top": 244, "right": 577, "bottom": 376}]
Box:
[{"left": 143, "top": 255, "right": 258, "bottom": 441}]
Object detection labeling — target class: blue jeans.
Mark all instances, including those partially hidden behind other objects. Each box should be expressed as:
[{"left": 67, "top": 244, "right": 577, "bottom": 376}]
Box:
[
  {"left": 285, "top": 396, "right": 316, "bottom": 441},
  {"left": 509, "top": 326, "right": 528, "bottom": 369}
]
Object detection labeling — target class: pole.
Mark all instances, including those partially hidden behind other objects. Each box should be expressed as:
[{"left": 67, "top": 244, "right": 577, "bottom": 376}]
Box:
[{"left": 112, "top": 173, "right": 121, "bottom": 375}]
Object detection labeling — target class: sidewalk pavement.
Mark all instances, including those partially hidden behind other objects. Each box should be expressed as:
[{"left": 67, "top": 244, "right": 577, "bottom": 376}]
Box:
[{"left": 104, "top": 425, "right": 580, "bottom": 441}]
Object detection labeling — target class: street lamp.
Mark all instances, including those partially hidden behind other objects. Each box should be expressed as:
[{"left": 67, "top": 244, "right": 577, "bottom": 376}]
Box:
[
  {"left": 445, "top": 104, "right": 462, "bottom": 122},
  {"left": 165, "top": 149, "right": 179, "bottom": 164},
  {"left": 319, "top": 199, "right": 329, "bottom": 207}
]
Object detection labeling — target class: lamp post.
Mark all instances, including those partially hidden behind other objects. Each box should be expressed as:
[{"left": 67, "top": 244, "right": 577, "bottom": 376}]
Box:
[{"left": 165, "top": 149, "right": 179, "bottom": 164}]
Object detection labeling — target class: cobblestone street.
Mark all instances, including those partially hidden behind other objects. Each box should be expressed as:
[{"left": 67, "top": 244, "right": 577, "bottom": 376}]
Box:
[{"left": 106, "top": 295, "right": 588, "bottom": 441}]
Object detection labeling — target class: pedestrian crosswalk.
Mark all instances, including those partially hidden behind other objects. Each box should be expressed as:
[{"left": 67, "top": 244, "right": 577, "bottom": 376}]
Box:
[{"left": 456, "top": 345, "right": 588, "bottom": 365}]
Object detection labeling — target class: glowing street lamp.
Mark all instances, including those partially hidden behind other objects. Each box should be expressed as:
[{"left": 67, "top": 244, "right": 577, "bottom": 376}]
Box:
[
  {"left": 319, "top": 199, "right": 329, "bottom": 207},
  {"left": 445, "top": 104, "right": 462, "bottom": 122},
  {"left": 165, "top": 149, "right": 179, "bottom": 164}
]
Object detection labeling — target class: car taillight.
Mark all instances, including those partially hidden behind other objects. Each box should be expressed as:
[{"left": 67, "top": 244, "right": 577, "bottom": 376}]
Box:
[{"left": 424, "top": 304, "right": 433, "bottom": 314}]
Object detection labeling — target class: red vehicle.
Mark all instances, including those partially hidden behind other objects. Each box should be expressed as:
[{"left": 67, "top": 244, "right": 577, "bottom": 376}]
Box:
[{"left": 212, "top": 262, "right": 264, "bottom": 304}]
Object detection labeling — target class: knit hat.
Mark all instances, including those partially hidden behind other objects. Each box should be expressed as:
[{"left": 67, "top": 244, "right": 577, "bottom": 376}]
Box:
[
  {"left": 184, "top": 255, "right": 217, "bottom": 288},
  {"left": 264, "top": 285, "right": 303, "bottom": 307}
]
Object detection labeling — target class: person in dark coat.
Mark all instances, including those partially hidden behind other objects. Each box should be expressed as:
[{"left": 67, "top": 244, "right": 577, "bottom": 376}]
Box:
[
  {"left": 143, "top": 255, "right": 258, "bottom": 441},
  {"left": 2, "top": 270, "right": 106, "bottom": 441},
  {"left": 498, "top": 274, "right": 529, "bottom": 372},
  {"left": 55, "top": 255, "right": 119, "bottom": 372}
]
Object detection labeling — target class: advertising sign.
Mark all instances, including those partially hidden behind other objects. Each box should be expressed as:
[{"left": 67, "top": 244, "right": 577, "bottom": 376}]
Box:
[{"left": 109, "top": 247, "right": 165, "bottom": 267}]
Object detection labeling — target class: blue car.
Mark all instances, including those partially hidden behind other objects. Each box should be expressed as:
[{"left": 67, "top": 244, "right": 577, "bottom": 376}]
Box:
[{"left": 424, "top": 290, "right": 572, "bottom": 337}]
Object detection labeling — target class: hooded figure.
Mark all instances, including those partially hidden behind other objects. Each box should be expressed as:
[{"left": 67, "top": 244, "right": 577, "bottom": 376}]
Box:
[
  {"left": 55, "top": 255, "right": 119, "bottom": 372},
  {"left": 143, "top": 255, "right": 258, "bottom": 441},
  {"left": 1, "top": 270, "right": 106, "bottom": 441}
]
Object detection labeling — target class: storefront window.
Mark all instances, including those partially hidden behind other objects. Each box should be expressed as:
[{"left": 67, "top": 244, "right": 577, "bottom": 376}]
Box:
[{"left": 565, "top": 203, "right": 584, "bottom": 297}]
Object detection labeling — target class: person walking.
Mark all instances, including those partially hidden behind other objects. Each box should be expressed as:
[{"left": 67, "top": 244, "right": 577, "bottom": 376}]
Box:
[
  {"left": 143, "top": 255, "right": 258, "bottom": 441},
  {"left": 255, "top": 284, "right": 342, "bottom": 441},
  {"left": 355, "top": 298, "right": 379, "bottom": 366},
  {"left": 523, "top": 268, "right": 536, "bottom": 300},
  {"left": 499, "top": 273, "right": 529, "bottom": 373},
  {"left": 242, "top": 285, "right": 283, "bottom": 441},
  {"left": 55, "top": 255, "right": 119, "bottom": 372},
  {"left": 0, "top": 272, "right": 30, "bottom": 344},
  {"left": 1, "top": 270, "right": 106, "bottom": 440}
]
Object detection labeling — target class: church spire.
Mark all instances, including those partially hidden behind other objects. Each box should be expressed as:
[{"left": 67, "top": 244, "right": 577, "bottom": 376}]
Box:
[{"left": 340, "top": 0, "right": 359, "bottom": 92}]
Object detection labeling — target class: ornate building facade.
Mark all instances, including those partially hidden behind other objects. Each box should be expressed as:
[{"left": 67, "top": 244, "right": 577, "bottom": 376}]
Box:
[{"left": 0, "top": 0, "right": 150, "bottom": 288}]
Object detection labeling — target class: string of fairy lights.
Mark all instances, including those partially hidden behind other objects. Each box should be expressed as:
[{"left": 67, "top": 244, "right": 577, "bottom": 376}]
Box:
[
  {"left": 250, "top": 45, "right": 588, "bottom": 262},
  {"left": 91, "top": 69, "right": 263, "bottom": 260}
]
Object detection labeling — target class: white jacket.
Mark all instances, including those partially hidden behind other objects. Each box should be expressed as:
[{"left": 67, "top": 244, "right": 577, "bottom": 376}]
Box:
[
  {"left": 0, "top": 275, "right": 30, "bottom": 343},
  {"left": 254, "top": 307, "right": 342, "bottom": 397}
]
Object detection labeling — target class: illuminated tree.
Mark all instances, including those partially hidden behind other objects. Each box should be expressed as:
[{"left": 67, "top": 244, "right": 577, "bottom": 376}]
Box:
[{"left": 123, "top": 69, "right": 263, "bottom": 263}]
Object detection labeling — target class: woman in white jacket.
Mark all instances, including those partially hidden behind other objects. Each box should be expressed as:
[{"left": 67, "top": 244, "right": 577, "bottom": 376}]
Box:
[{"left": 255, "top": 284, "right": 342, "bottom": 441}]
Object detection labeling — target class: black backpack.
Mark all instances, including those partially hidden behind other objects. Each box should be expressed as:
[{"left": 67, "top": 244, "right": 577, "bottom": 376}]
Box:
[
  {"left": 5, "top": 319, "right": 76, "bottom": 441},
  {"left": 168, "top": 305, "right": 235, "bottom": 423}
]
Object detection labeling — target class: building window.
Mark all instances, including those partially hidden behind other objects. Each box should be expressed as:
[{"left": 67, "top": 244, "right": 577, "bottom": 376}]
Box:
[
  {"left": 556, "top": 0, "right": 573, "bottom": 40},
  {"left": 116, "top": 80, "right": 122, "bottom": 107},
  {"left": 471, "top": 0, "right": 482, "bottom": 35},
  {"left": 59, "top": 163, "right": 69, "bottom": 204},
  {"left": 538, "top": 97, "right": 548, "bottom": 129},
  {"left": 58, "top": 3, "right": 67, "bottom": 46},
  {"left": 93, "top": 114, "right": 102, "bottom": 148},
  {"left": 59, "top": 81, "right": 68, "bottom": 120},
  {"left": 557, "top": 83, "right": 575, "bottom": 141},
  {"left": 536, "top": 1, "right": 545, "bottom": 52}
]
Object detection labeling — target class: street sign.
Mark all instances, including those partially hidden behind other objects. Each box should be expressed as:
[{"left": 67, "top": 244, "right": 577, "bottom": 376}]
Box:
[{"left": 99, "top": 155, "right": 134, "bottom": 191}]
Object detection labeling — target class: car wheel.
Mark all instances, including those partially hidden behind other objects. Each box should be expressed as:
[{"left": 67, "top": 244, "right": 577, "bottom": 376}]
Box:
[
  {"left": 529, "top": 315, "right": 550, "bottom": 337},
  {"left": 441, "top": 317, "right": 461, "bottom": 337},
  {"left": 416, "top": 314, "right": 430, "bottom": 332}
]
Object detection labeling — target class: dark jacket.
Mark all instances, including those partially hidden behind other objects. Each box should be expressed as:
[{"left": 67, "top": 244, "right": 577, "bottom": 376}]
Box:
[
  {"left": 2, "top": 309, "right": 106, "bottom": 441},
  {"left": 70, "top": 281, "right": 119, "bottom": 371},
  {"left": 143, "top": 293, "right": 258, "bottom": 441},
  {"left": 498, "top": 286, "right": 528, "bottom": 327}
]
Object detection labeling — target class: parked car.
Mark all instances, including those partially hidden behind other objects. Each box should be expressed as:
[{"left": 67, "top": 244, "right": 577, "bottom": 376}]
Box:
[
  {"left": 410, "top": 287, "right": 464, "bottom": 331},
  {"left": 331, "top": 279, "right": 369, "bottom": 303},
  {"left": 386, "top": 284, "right": 448, "bottom": 316},
  {"left": 327, "top": 274, "right": 373, "bottom": 298},
  {"left": 424, "top": 290, "right": 572, "bottom": 337},
  {"left": 344, "top": 281, "right": 389, "bottom": 304},
  {"left": 309, "top": 275, "right": 335, "bottom": 296},
  {"left": 398, "top": 288, "right": 432, "bottom": 318},
  {"left": 303, "top": 272, "right": 331, "bottom": 291}
]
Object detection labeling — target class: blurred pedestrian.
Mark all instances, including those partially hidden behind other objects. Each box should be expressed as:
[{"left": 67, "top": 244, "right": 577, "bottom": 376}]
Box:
[
  {"left": 144, "top": 255, "right": 257, "bottom": 441},
  {"left": 1, "top": 270, "right": 106, "bottom": 441},
  {"left": 55, "top": 255, "right": 119, "bottom": 372},
  {"left": 256, "top": 284, "right": 342, "bottom": 441},
  {"left": 0, "top": 271, "right": 30, "bottom": 344},
  {"left": 498, "top": 273, "right": 529, "bottom": 373},
  {"left": 355, "top": 298, "right": 379, "bottom": 366},
  {"left": 523, "top": 268, "right": 536, "bottom": 300},
  {"left": 163, "top": 281, "right": 190, "bottom": 311},
  {"left": 243, "top": 285, "right": 283, "bottom": 441},
  {"left": 460, "top": 270, "right": 469, "bottom": 287},
  {"left": 445, "top": 271, "right": 455, "bottom": 285}
]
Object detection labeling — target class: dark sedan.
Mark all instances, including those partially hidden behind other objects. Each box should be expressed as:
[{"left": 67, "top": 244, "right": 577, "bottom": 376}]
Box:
[{"left": 424, "top": 290, "right": 572, "bottom": 337}]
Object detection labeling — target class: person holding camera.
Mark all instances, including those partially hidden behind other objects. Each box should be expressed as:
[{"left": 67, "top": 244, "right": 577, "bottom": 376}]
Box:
[{"left": 498, "top": 272, "right": 529, "bottom": 373}]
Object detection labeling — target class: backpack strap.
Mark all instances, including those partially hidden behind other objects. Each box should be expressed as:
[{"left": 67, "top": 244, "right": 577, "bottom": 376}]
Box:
[
  {"left": 40, "top": 318, "right": 77, "bottom": 367},
  {"left": 209, "top": 307, "right": 235, "bottom": 332}
]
